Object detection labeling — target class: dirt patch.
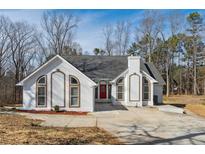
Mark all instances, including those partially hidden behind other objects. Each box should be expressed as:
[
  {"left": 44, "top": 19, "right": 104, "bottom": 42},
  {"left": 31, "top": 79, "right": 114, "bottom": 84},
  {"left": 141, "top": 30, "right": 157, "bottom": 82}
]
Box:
[
  {"left": 0, "top": 114, "right": 121, "bottom": 145},
  {"left": 163, "top": 95, "right": 205, "bottom": 118},
  {"left": 16, "top": 110, "right": 88, "bottom": 115}
]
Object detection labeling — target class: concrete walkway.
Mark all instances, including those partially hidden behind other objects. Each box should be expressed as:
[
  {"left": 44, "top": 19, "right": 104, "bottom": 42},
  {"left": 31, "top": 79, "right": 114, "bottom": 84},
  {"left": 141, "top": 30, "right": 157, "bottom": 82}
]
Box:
[
  {"left": 156, "top": 105, "right": 184, "bottom": 114},
  {"left": 16, "top": 107, "right": 205, "bottom": 145}
]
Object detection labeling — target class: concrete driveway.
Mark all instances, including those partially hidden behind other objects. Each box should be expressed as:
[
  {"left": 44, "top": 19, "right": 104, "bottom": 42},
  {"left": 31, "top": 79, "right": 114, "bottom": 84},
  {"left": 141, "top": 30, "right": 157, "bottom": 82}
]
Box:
[{"left": 18, "top": 107, "right": 205, "bottom": 145}]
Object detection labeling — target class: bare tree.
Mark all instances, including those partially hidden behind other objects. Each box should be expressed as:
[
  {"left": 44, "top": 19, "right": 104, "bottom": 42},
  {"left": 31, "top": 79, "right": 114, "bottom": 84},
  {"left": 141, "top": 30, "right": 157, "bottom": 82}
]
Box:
[
  {"left": 103, "top": 24, "right": 114, "bottom": 55},
  {"left": 0, "top": 16, "right": 11, "bottom": 77},
  {"left": 35, "top": 32, "right": 48, "bottom": 65},
  {"left": 169, "top": 11, "right": 185, "bottom": 36},
  {"left": 136, "top": 10, "right": 161, "bottom": 62},
  {"left": 41, "top": 11, "right": 78, "bottom": 56},
  {"left": 114, "top": 21, "right": 131, "bottom": 55},
  {"left": 6, "top": 21, "right": 38, "bottom": 83}
]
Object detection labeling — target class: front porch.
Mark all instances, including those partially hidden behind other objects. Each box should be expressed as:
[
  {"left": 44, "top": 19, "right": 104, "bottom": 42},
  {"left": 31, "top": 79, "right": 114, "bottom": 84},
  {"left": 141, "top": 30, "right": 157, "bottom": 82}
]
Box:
[
  {"left": 95, "top": 80, "right": 112, "bottom": 103},
  {"left": 94, "top": 102, "right": 128, "bottom": 112},
  {"left": 94, "top": 76, "right": 155, "bottom": 109}
]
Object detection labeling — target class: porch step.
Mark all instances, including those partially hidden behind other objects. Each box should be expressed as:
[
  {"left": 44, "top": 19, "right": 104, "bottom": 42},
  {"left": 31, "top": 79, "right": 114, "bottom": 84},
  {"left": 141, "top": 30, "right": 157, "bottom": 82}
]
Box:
[{"left": 95, "top": 103, "right": 127, "bottom": 112}]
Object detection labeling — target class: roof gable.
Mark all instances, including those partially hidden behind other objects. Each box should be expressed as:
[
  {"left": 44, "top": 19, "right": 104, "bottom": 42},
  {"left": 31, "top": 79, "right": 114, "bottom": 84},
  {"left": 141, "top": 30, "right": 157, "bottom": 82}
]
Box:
[{"left": 17, "top": 55, "right": 97, "bottom": 86}]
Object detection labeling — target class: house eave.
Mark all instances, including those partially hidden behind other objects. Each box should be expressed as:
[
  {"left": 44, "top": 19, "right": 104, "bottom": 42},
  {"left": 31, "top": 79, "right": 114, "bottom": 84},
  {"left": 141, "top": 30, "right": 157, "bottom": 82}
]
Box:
[
  {"left": 16, "top": 55, "right": 59, "bottom": 86},
  {"left": 111, "top": 69, "right": 128, "bottom": 83},
  {"left": 142, "top": 71, "right": 158, "bottom": 83},
  {"left": 17, "top": 55, "right": 97, "bottom": 87}
]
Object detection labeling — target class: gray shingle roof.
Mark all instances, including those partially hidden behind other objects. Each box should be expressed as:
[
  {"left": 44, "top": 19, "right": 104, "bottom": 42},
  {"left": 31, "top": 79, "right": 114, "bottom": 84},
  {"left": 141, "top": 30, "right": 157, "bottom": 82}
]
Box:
[
  {"left": 62, "top": 55, "right": 128, "bottom": 81},
  {"left": 145, "top": 62, "right": 166, "bottom": 85},
  {"left": 62, "top": 55, "right": 165, "bottom": 85}
]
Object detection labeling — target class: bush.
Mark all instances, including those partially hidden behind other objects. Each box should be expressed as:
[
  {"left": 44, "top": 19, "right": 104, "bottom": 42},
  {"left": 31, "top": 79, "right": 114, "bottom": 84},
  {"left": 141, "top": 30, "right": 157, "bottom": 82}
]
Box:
[
  {"left": 31, "top": 121, "right": 41, "bottom": 127},
  {"left": 54, "top": 105, "right": 60, "bottom": 112}
]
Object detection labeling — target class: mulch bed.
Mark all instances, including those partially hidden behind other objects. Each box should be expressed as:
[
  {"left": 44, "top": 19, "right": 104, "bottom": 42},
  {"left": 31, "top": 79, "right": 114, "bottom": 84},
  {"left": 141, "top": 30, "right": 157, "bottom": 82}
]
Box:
[{"left": 16, "top": 110, "right": 88, "bottom": 115}]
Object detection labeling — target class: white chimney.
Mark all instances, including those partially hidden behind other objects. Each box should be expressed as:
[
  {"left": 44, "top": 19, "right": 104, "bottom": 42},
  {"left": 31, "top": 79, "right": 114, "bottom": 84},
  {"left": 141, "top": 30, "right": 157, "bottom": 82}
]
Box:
[{"left": 128, "top": 56, "right": 141, "bottom": 74}]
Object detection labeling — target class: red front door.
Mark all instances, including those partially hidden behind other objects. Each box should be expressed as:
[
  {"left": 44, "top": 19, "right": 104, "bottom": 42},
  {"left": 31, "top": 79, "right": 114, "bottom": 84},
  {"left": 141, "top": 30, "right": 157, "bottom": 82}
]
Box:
[{"left": 100, "top": 84, "right": 107, "bottom": 99}]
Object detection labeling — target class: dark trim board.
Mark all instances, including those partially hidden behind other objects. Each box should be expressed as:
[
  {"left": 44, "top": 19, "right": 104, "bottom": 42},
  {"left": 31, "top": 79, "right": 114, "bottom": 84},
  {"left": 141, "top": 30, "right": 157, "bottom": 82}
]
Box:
[
  {"left": 129, "top": 73, "right": 140, "bottom": 101},
  {"left": 51, "top": 69, "right": 66, "bottom": 108}
]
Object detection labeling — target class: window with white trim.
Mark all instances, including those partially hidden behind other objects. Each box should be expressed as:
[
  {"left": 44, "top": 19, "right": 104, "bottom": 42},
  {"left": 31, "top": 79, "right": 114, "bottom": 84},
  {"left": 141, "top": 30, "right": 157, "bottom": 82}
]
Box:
[
  {"left": 37, "top": 76, "right": 47, "bottom": 107},
  {"left": 116, "top": 78, "right": 124, "bottom": 100},
  {"left": 143, "top": 77, "right": 150, "bottom": 100},
  {"left": 70, "top": 76, "right": 80, "bottom": 107}
]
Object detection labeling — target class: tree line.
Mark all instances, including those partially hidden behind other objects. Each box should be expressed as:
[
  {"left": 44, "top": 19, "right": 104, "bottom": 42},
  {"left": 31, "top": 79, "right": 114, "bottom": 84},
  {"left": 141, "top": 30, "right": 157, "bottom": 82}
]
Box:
[
  {"left": 0, "top": 11, "right": 82, "bottom": 84},
  {"left": 95, "top": 10, "right": 205, "bottom": 96}
]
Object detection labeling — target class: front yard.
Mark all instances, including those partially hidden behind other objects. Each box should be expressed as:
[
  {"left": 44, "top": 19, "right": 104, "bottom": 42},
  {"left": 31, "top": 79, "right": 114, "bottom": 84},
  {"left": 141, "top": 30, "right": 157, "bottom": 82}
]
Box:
[
  {"left": 0, "top": 114, "right": 120, "bottom": 145},
  {"left": 164, "top": 95, "right": 205, "bottom": 117}
]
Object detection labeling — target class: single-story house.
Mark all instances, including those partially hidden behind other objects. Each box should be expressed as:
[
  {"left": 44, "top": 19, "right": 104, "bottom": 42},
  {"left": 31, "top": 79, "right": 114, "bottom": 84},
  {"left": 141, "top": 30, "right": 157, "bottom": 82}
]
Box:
[{"left": 17, "top": 55, "right": 165, "bottom": 112}]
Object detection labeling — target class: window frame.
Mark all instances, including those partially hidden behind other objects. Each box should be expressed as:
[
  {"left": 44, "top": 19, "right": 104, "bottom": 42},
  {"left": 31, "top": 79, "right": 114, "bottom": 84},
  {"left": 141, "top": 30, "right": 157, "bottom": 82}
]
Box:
[
  {"left": 116, "top": 77, "right": 124, "bottom": 101},
  {"left": 69, "top": 75, "right": 80, "bottom": 108},
  {"left": 143, "top": 77, "right": 150, "bottom": 101},
  {"left": 36, "top": 75, "right": 47, "bottom": 107}
]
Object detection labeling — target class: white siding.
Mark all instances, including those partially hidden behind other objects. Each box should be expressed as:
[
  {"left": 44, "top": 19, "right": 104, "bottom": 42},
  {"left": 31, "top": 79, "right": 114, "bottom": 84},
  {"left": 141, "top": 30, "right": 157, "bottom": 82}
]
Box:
[
  {"left": 112, "top": 57, "right": 157, "bottom": 107},
  {"left": 22, "top": 57, "right": 95, "bottom": 112},
  {"left": 112, "top": 72, "right": 143, "bottom": 107},
  {"left": 128, "top": 56, "right": 140, "bottom": 73}
]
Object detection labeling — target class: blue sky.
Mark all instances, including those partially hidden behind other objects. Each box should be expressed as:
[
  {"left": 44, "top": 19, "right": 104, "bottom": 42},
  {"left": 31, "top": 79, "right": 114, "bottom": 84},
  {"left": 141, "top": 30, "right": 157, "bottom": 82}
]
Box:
[{"left": 0, "top": 9, "right": 203, "bottom": 53}]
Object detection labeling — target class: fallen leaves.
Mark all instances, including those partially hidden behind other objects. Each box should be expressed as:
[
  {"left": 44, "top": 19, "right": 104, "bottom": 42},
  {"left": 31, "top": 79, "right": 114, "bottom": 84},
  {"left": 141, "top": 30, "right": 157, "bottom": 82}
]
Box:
[{"left": 0, "top": 114, "right": 121, "bottom": 145}]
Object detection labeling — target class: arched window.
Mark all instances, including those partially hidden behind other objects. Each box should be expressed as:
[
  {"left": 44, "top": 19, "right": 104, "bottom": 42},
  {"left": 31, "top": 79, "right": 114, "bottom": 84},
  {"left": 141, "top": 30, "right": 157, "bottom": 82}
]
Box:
[
  {"left": 36, "top": 76, "right": 47, "bottom": 107},
  {"left": 70, "top": 76, "right": 80, "bottom": 107},
  {"left": 143, "top": 77, "right": 150, "bottom": 101},
  {"left": 116, "top": 77, "right": 124, "bottom": 100}
]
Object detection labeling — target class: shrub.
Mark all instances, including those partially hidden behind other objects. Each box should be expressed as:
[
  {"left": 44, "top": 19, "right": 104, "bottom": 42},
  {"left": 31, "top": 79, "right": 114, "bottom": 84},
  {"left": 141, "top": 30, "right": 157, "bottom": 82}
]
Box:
[
  {"left": 54, "top": 105, "right": 60, "bottom": 112},
  {"left": 63, "top": 126, "right": 70, "bottom": 131},
  {"left": 31, "top": 121, "right": 41, "bottom": 127}
]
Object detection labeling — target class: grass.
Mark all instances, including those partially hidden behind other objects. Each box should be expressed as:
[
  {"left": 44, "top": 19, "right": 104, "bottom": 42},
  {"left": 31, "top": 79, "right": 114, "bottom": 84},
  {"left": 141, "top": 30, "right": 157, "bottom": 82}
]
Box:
[
  {"left": 0, "top": 114, "right": 121, "bottom": 145},
  {"left": 163, "top": 95, "right": 205, "bottom": 104},
  {"left": 185, "top": 104, "right": 205, "bottom": 117},
  {"left": 164, "top": 95, "right": 205, "bottom": 118}
]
